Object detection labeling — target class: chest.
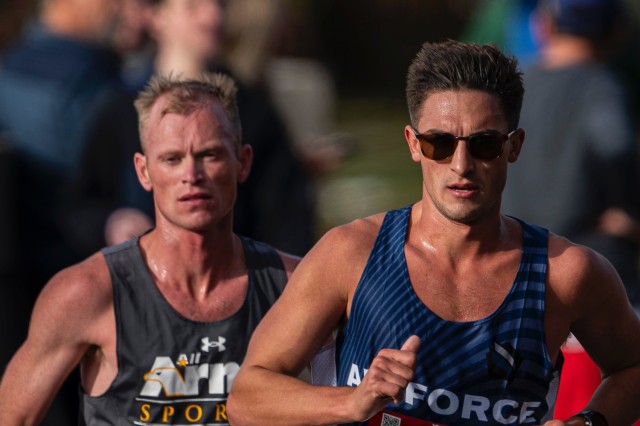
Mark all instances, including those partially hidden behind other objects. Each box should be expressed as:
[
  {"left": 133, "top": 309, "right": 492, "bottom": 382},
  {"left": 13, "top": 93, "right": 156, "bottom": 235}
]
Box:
[
  {"left": 404, "top": 249, "right": 521, "bottom": 322},
  {"left": 340, "top": 256, "right": 557, "bottom": 421},
  {"left": 159, "top": 278, "right": 249, "bottom": 323}
]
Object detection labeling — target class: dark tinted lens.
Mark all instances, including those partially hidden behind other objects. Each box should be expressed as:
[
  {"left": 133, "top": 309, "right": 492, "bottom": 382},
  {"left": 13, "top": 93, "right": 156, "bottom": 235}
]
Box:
[
  {"left": 468, "top": 132, "right": 505, "bottom": 161},
  {"left": 419, "top": 133, "right": 457, "bottom": 161}
]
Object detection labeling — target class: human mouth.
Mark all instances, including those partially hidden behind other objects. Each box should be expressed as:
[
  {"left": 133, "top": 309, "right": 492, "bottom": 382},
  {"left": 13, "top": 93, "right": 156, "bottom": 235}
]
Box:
[
  {"left": 447, "top": 182, "right": 479, "bottom": 198},
  {"left": 178, "top": 192, "right": 212, "bottom": 203}
]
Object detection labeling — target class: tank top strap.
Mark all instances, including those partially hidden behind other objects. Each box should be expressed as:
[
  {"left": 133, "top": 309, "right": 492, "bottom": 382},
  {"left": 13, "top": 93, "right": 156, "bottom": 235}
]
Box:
[
  {"left": 101, "top": 237, "right": 144, "bottom": 278},
  {"left": 240, "top": 236, "right": 287, "bottom": 309},
  {"left": 515, "top": 219, "right": 549, "bottom": 295},
  {"left": 520, "top": 219, "right": 549, "bottom": 254},
  {"left": 362, "top": 205, "right": 412, "bottom": 271}
]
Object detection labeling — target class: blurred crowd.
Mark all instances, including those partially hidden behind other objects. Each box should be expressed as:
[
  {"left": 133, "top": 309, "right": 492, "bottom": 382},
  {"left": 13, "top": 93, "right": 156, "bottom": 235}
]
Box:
[{"left": 1, "top": 0, "right": 640, "bottom": 424}]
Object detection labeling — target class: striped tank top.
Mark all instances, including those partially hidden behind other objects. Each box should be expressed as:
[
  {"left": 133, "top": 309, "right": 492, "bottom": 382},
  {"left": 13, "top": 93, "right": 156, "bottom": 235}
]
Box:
[{"left": 335, "top": 206, "right": 560, "bottom": 425}]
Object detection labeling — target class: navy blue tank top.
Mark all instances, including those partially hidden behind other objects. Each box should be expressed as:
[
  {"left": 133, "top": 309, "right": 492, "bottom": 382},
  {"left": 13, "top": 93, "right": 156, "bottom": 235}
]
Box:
[
  {"left": 79, "top": 236, "right": 287, "bottom": 425},
  {"left": 335, "top": 206, "right": 560, "bottom": 425}
]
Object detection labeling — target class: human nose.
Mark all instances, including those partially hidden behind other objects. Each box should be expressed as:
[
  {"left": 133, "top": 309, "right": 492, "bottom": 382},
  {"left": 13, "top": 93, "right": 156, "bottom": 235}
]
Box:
[
  {"left": 182, "top": 156, "right": 204, "bottom": 184},
  {"left": 449, "top": 138, "right": 474, "bottom": 176}
]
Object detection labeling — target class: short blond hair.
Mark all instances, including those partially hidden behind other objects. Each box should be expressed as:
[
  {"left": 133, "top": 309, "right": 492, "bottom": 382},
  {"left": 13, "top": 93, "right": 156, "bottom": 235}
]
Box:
[{"left": 135, "top": 73, "right": 242, "bottom": 149}]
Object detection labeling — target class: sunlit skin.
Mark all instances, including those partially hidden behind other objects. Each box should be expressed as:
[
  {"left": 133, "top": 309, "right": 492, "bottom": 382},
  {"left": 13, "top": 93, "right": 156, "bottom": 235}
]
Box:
[
  {"left": 135, "top": 97, "right": 251, "bottom": 238},
  {"left": 404, "top": 90, "right": 524, "bottom": 228}
]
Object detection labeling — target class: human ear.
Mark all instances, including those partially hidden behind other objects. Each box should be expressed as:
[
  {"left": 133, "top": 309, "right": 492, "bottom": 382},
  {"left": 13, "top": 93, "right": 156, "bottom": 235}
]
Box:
[
  {"left": 405, "top": 125, "right": 423, "bottom": 163},
  {"left": 134, "top": 152, "right": 153, "bottom": 192},
  {"left": 508, "top": 128, "right": 525, "bottom": 163},
  {"left": 237, "top": 144, "right": 253, "bottom": 183}
]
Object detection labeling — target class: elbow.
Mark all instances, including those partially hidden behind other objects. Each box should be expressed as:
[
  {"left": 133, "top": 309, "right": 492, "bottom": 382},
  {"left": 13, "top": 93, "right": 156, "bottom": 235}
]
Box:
[
  {"left": 227, "top": 389, "right": 252, "bottom": 426},
  {"left": 227, "top": 371, "right": 257, "bottom": 426}
]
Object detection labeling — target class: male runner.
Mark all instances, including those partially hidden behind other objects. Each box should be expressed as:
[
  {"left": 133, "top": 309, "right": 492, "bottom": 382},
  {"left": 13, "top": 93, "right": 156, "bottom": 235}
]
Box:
[
  {"left": 0, "top": 73, "right": 298, "bottom": 425},
  {"left": 227, "top": 41, "right": 640, "bottom": 425}
]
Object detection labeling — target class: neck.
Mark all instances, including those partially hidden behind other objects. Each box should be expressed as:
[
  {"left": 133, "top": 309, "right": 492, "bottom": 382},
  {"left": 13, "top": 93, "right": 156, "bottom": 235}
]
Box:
[
  {"left": 411, "top": 201, "right": 513, "bottom": 261},
  {"left": 140, "top": 222, "right": 244, "bottom": 296}
]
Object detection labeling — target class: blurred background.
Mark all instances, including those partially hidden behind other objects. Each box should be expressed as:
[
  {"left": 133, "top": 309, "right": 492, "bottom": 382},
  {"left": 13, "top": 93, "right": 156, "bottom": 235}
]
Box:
[
  {"left": 1, "top": 0, "right": 640, "bottom": 424},
  {"left": 222, "top": 0, "right": 478, "bottom": 233},
  {"left": 0, "top": 0, "right": 478, "bottom": 237},
  {"left": 2, "top": 0, "right": 637, "bottom": 235}
]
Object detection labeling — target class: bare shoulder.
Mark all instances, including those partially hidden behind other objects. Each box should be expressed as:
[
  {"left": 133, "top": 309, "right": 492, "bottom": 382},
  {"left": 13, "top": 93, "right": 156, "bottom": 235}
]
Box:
[
  {"left": 31, "top": 252, "right": 112, "bottom": 343},
  {"left": 547, "top": 233, "right": 640, "bottom": 379},
  {"left": 41, "top": 252, "right": 111, "bottom": 306},
  {"left": 284, "top": 212, "right": 385, "bottom": 297},
  {"left": 321, "top": 213, "right": 384, "bottom": 252},
  {"left": 238, "top": 213, "right": 386, "bottom": 373},
  {"left": 547, "top": 233, "right": 627, "bottom": 317},
  {"left": 309, "top": 212, "right": 384, "bottom": 268}
]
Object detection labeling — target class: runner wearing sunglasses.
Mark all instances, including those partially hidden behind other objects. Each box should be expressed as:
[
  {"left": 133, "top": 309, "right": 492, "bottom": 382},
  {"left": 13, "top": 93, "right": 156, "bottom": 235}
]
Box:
[{"left": 227, "top": 40, "right": 640, "bottom": 426}]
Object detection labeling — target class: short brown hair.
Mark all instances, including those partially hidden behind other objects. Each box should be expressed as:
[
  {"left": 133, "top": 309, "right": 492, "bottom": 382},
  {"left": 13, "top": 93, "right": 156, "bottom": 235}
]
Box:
[
  {"left": 406, "top": 40, "right": 524, "bottom": 130},
  {"left": 135, "top": 72, "right": 242, "bottom": 149}
]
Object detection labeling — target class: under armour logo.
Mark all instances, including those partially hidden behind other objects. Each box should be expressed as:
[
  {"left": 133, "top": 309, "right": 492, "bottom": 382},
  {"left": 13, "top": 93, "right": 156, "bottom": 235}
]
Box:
[{"left": 201, "top": 336, "right": 226, "bottom": 352}]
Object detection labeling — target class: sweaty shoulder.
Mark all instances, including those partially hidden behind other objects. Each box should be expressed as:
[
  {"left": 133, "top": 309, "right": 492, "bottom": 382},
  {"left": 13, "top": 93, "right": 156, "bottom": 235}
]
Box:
[
  {"left": 33, "top": 252, "right": 113, "bottom": 344},
  {"left": 47, "top": 252, "right": 112, "bottom": 302},
  {"left": 547, "top": 233, "right": 623, "bottom": 318}
]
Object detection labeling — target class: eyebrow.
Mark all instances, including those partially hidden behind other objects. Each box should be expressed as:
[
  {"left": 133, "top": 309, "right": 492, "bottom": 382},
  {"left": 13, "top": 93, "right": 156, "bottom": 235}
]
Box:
[{"left": 421, "top": 128, "right": 501, "bottom": 135}]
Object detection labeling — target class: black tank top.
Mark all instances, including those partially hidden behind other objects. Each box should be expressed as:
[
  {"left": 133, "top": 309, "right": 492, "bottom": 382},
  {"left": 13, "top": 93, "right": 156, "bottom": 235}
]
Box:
[{"left": 79, "top": 236, "right": 287, "bottom": 425}]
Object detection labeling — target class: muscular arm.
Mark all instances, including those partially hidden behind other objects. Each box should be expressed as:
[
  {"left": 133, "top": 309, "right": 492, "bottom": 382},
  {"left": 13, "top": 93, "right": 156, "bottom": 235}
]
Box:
[
  {"left": 546, "top": 237, "right": 640, "bottom": 425},
  {"left": 228, "top": 219, "right": 420, "bottom": 425},
  {"left": 0, "top": 254, "right": 112, "bottom": 425}
]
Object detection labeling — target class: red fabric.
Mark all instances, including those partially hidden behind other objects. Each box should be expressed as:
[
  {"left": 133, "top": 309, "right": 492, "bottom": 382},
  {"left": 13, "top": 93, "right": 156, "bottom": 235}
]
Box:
[{"left": 554, "top": 347, "right": 640, "bottom": 425}]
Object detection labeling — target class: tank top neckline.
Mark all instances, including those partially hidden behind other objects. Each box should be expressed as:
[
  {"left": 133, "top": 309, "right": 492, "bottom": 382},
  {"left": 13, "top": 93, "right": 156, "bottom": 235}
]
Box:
[
  {"left": 387, "top": 205, "right": 535, "bottom": 326},
  {"left": 128, "top": 235, "right": 255, "bottom": 327}
]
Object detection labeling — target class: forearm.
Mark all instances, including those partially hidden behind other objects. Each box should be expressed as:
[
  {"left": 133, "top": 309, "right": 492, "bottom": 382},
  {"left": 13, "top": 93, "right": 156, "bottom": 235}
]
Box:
[
  {"left": 0, "top": 348, "right": 59, "bottom": 425},
  {"left": 584, "top": 363, "right": 640, "bottom": 425},
  {"left": 228, "top": 366, "right": 359, "bottom": 425}
]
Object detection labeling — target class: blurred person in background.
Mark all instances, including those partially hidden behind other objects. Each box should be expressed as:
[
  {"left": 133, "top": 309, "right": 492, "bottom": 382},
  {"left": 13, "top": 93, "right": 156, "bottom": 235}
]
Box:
[
  {"left": 0, "top": 0, "right": 143, "bottom": 424},
  {"left": 502, "top": 0, "right": 640, "bottom": 306},
  {"left": 61, "top": 0, "right": 156, "bottom": 252},
  {"left": 0, "top": 0, "right": 36, "bottom": 53},
  {"left": 0, "top": 0, "right": 129, "bottom": 278},
  {"left": 463, "top": 0, "right": 540, "bottom": 66},
  {"left": 224, "top": 0, "right": 356, "bottom": 178},
  {"left": 500, "top": 0, "right": 640, "bottom": 421},
  {"left": 141, "top": 0, "right": 316, "bottom": 256}
]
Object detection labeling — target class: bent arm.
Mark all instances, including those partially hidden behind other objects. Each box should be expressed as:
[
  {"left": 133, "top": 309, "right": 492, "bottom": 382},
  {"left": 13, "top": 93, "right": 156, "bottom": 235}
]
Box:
[
  {"left": 228, "top": 220, "right": 418, "bottom": 425},
  {"left": 229, "top": 227, "right": 355, "bottom": 425},
  {"left": 230, "top": 366, "right": 359, "bottom": 425},
  {"left": 576, "top": 264, "right": 640, "bottom": 426},
  {"left": 0, "top": 255, "right": 110, "bottom": 425},
  {"left": 550, "top": 242, "right": 640, "bottom": 425}
]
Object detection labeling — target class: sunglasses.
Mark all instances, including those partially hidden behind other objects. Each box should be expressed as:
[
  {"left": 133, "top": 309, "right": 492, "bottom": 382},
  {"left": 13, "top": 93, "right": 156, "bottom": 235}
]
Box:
[{"left": 411, "top": 127, "right": 517, "bottom": 162}]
